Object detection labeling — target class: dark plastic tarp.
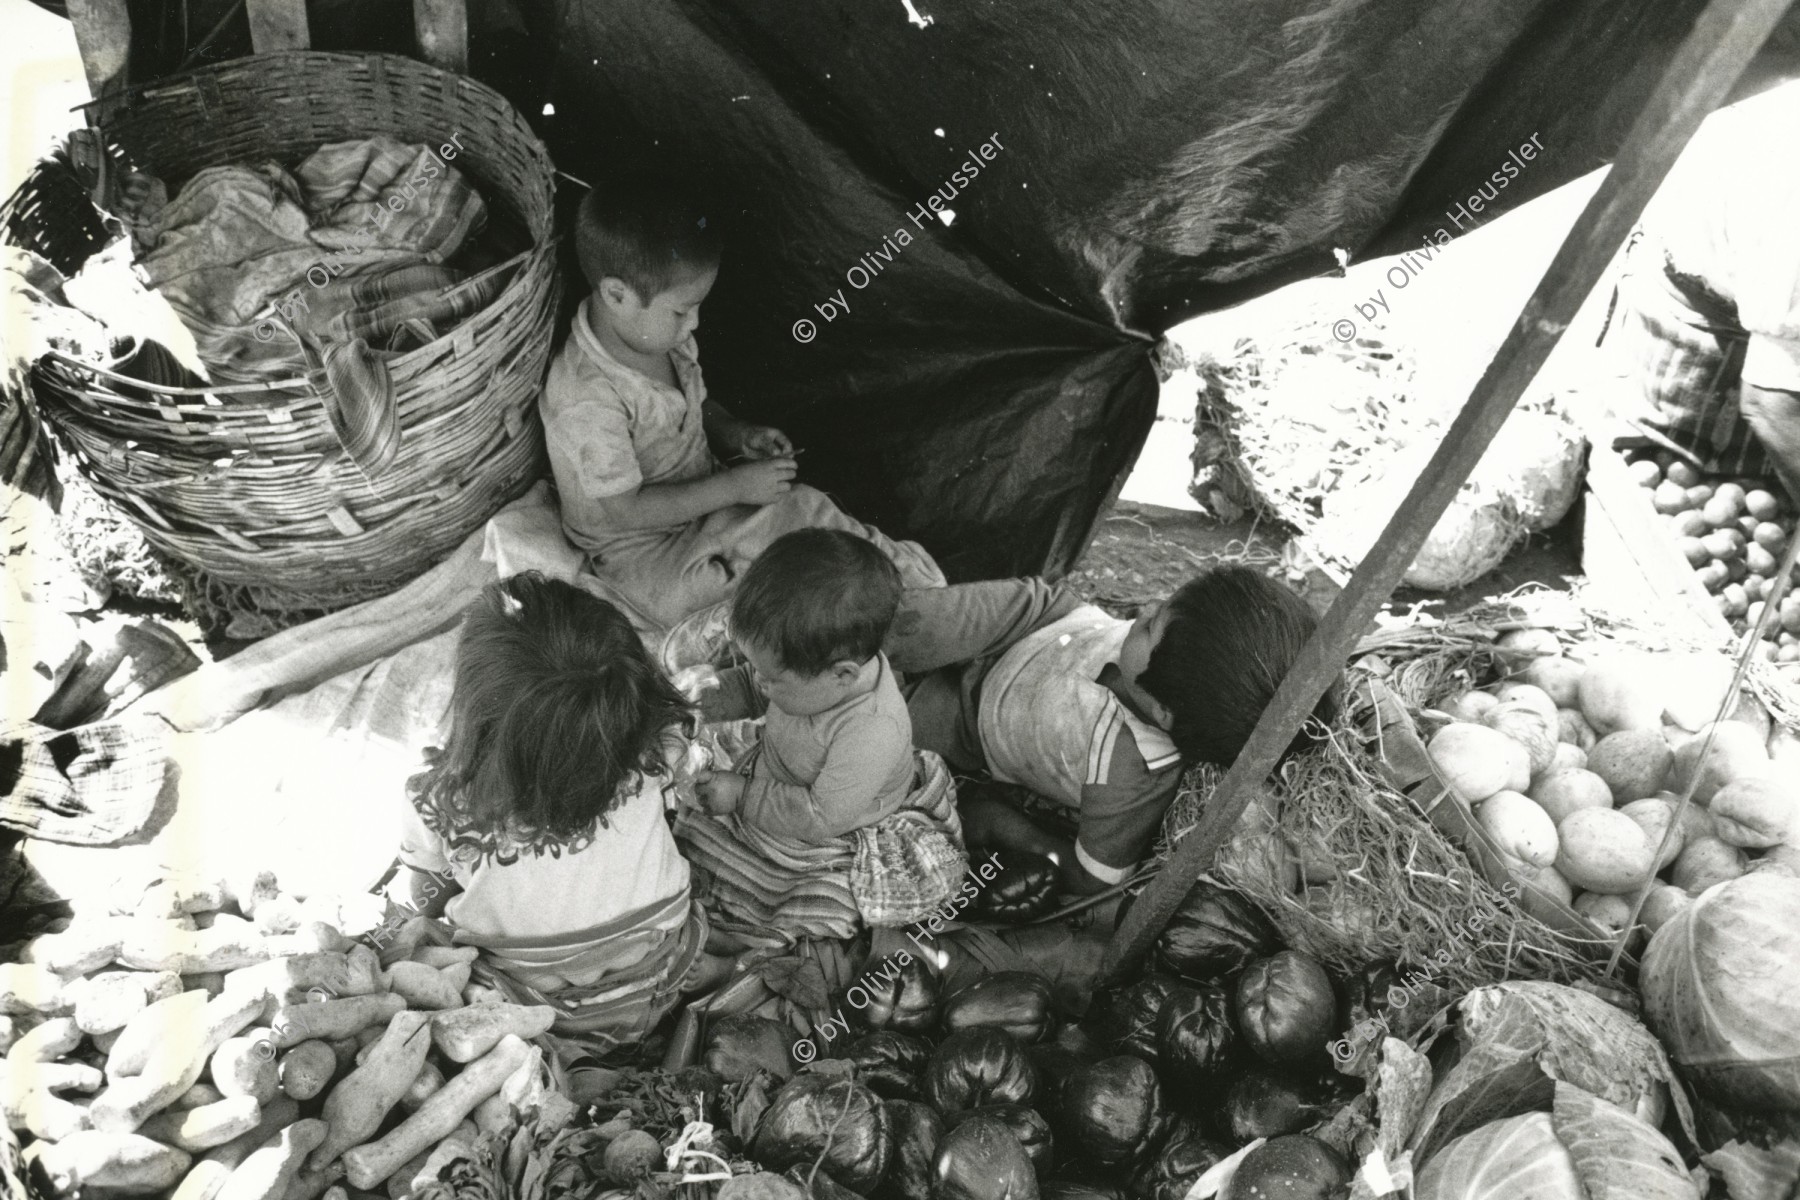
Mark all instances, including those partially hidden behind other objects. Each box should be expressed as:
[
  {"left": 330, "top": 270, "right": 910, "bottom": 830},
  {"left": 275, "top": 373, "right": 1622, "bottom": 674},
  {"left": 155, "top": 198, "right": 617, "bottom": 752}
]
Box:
[{"left": 516, "top": 0, "right": 1713, "bottom": 581}]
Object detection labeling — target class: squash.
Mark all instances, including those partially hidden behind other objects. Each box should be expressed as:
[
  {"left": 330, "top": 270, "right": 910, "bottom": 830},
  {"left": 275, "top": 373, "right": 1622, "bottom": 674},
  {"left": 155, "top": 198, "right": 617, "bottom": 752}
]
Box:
[
  {"left": 1555, "top": 809, "right": 1655, "bottom": 895},
  {"left": 168, "top": 1096, "right": 299, "bottom": 1200},
  {"left": 1476, "top": 791, "right": 1558, "bottom": 869},
  {"left": 429, "top": 1003, "right": 555, "bottom": 1063},
  {"left": 137, "top": 1095, "right": 261, "bottom": 1152},
  {"left": 1709, "top": 777, "right": 1799, "bottom": 849},
  {"left": 1585, "top": 730, "right": 1672, "bottom": 803},
  {"left": 1670, "top": 721, "right": 1771, "bottom": 806},
  {"left": 108, "top": 990, "right": 210, "bottom": 1079},
  {"left": 1429, "top": 723, "right": 1531, "bottom": 803},
  {"left": 90, "top": 989, "right": 265, "bottom": 1133},
  {"left": 216, "top": 1117, "right": 327, "bottom": 1200},
  {"left": 278, "top": 1041, "right": 338, "bottom": 1101},
  {"left": 386, "top": 962, "right": 462, "bottom": 1010},
  {"left": 25, "top": 1130, "right": 191, "bottom": 1194},
  {"left": 310, "top": 1010, "right": 433, "bottom": 1169},
  {"left": 270, "top": 994, "right": 407, "bottom": 1050},
  {"left": 341, "top": 1034, "right": 533, "bottom": 1190},
  {"left": 0, "top": 963, "right": 66, "bottom": 1015},
  {"left": 8, "top": 1015, "right": 82, "bottom": 1063},
  {"left": 211, "top": 1033, "right": 280, "bottom": 1104}
]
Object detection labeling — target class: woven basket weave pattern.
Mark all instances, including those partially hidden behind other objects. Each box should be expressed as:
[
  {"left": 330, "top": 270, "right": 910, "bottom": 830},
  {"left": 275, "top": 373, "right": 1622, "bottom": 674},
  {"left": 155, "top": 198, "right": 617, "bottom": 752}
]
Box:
[{"left": 9, "top": 52, "right": 559, "bottom": 615}]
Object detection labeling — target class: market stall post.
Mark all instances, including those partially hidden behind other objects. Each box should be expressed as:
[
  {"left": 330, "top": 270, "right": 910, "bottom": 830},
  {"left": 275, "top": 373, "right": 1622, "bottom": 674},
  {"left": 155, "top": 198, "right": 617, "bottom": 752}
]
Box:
[
  {"left": 64, "top": 0, "right": 130, "bottom": 109},
  {"left": 245, "top": 0, "right": 312, "bottom": 52},
  {"left": 1099, "top": 0, "right": 1797, "bottom": 984}
]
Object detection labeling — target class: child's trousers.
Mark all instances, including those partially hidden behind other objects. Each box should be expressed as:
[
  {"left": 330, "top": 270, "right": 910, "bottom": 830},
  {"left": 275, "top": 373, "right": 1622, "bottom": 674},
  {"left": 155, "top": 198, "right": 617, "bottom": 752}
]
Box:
[{"left": 590, "top": 483, "right": 945, "bottom": 630}]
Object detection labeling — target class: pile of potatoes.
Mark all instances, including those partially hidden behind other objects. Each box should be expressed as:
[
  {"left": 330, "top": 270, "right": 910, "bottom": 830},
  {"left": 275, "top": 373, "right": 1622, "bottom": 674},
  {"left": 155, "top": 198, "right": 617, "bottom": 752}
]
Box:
[
  {"left": 1630, "top": 454, "right": 1800, "bottom": 656},
  {"left": 1425, "top": 629, "right": 1800, "bottom": 941},
  {"left": 1, "top": 870, "right": 576, "bottom": 1200}
]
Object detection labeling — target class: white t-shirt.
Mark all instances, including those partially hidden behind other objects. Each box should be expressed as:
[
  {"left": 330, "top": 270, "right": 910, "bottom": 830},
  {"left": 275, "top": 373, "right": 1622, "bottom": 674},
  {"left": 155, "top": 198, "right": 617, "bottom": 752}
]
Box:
[{"left": 398, "top": 767, "right": 690, "bottom": 983}]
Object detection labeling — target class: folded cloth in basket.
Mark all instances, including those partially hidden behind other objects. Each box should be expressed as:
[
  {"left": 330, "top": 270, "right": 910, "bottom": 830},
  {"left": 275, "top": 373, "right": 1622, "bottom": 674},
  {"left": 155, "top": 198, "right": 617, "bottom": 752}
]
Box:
[
  {"left": 138, "top": 137, "right": 496, "bottom": 469},
  {"left": 674, "top": 750, "right": 965, "bottom": 940}
]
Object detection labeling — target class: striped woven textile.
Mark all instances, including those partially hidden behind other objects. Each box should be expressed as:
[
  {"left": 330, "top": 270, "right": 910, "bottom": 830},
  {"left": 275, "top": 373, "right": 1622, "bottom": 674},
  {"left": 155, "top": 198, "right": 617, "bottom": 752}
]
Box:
[
  {"left": 676, "top": 751, "right": 963, "bottom": 941},
  {"left": 1603, "top": 236, "right": 1768, "bottom": 477},
  {"left": 461, "top": 894, "right": 708, "bottom": 1063}
]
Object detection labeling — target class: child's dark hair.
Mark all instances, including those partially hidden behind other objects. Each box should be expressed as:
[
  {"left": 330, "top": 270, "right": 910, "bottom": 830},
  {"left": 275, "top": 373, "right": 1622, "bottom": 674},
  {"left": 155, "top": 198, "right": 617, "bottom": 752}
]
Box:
[
  {"left": 412, "top": 572, "right": 690, "bottom": 854},
  {"left": 574, "top": 173, "right": 724, "bottom": 301},
  {"left": 731, "top": 530, "right": 901, "bottom": 676},
  {"left": 1138, "top": 567, "right": 1339, "bottom": 766}
]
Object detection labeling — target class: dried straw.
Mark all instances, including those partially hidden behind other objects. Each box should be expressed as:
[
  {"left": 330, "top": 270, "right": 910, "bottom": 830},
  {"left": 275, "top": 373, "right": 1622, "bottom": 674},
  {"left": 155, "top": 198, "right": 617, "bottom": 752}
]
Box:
[{"left": 1157, "top": 717, "right": 1615, "bottom": 994}]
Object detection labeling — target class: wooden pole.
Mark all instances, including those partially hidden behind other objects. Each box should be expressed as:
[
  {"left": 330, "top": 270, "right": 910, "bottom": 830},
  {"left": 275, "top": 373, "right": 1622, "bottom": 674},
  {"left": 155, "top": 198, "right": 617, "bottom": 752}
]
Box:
[
  {"left": 245, "top": 0, "right": 310, "bottom": 52},
  {"left": 413, "top": 0, "right": 470, "bottom": 75},
  {"left": 1100, "top": 0, "right": 1794, "bottom": 984},
  {"left": 66, "top": 0, "right": 131, "bottom": 109}
]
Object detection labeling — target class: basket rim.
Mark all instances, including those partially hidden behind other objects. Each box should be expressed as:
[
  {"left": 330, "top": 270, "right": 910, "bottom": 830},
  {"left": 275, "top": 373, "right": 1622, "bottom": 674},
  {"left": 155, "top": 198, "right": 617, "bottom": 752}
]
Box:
[{"left": 80, "top": 49, "right": 528, "bottom": 121}]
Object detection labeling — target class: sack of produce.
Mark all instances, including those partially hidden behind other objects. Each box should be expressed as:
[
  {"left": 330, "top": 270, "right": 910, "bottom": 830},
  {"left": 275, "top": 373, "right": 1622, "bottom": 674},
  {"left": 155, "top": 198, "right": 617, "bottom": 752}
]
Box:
[
  {"left": 860, "top": 954, "right": 941, "bottom": 1035},
  {"left": 874, "top": 1099, "right": 943, "bottom": 1200},
  {"left": 1642, "top": 872, "right": 1800, "bottom": 1112},
  {"left": 1222, "top": 1134, "right": 1351, "bottom": 1200},
  {"left": 972, "top": 853, "right": 1061, "bottom": 923},
  {"left": 1234, "top": 951, "right": 1339, "bottom": 1067},
  {"left": 1412, "top": 1084, "right": 1695, "bottom": 1200},
  {"left": 945, "top": 1103, "right": 1054, "bottom": 1174},
  {"left": 1218, "top": 1067, "right": 1338, "bottom": 1143},
  {"left": 932, "top": 1114, "right": 1040, "bottom": 1200},
  {"left": 1467, "top": 409, "right": 1586, "bottom": 533},
  {"left": 705, "top": 1015, "right": 797, "bottom": 1083},
  {"left": 844, "top": 1032, "right": 932, "bottom": 1102},
  {"left": 1054, "top": 1056, "right": 1166, "bottom": 1168},
  {"left": 942, "top": 972, "right": 1055, "bottom": 1044},
  {"left": 924, "top": 1028, "right": 1039, "bottom": 1115},
  {"left": 1319, "top": 460, "right": 1525, "bottom": 592},
  {"left": 1153, "top": 984, "right": 1240, "bottom": 1102},
  {"left": 1153, "top": 884, "right": 1279, "bottom": 985},
  {"left": 1088, "top": 975, "right": 1186, "bottom": 1060},
  {"left": 1130, "top": 1116, "right": 1230, "bottom": 1200},
  {"left": 753, "top": 1076, "right": 894, "bottom": 1194}
]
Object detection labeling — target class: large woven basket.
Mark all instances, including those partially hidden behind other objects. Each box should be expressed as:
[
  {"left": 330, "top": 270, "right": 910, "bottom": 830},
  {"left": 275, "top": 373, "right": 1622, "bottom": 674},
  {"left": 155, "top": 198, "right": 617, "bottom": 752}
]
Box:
[{"left": 5, "top": 52, "right": 559, "bottom": 628}]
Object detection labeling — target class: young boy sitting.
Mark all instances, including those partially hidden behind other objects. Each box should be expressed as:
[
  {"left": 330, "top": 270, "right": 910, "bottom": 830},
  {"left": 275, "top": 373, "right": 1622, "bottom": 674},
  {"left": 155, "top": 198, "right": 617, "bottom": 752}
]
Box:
[
  {"left": 676, "top": 530, "right": 964, "bottom": 940},
  {"left": 883, "top": 567, "right": 1336, "bottom": 893},
  {"left": 540, "top": 175, "right": 944, "bottom": 632}
]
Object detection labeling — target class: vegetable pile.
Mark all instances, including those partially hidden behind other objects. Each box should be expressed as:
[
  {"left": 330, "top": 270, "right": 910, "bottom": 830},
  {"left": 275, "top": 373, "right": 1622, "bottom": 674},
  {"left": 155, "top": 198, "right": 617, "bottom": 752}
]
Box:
[
  {"left": 0, "top": 869, "right": 621, "bottom": 1200},
  {"left": 1424, "top": 629, "right": 1800, "bottom": 937},
  {"left": 1630, "top": 453, "right": 1800, "bottom": 651}
]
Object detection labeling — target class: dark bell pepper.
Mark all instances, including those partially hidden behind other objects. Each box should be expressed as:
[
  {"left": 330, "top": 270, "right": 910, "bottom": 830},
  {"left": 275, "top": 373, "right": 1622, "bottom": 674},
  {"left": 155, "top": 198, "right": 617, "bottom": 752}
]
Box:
[
  {"left": 1234, "top": 951, "right": 1339, "bottom": 1066},
  {"left": 924, "top": 1027, "right": 1039, "bottom": 1116},
  {"left": 753, "top": 1076, "right": 893, "bottom": 1194},
  {"left": 972, "top": 853, "right": 1061, "bottom": 923},
  {"left": 843, "top": 1032, "right": 931, "bottom": 1102},
  {"left": 932, "top": 1114, "right": 1041, "bottom": 1200},
  {"left": 942, "top": 971, "right": 1056, "bottom": 1044},
  {"left": 945, "top": 1103, "right": 1055, "bottom": 1176},
  {"left": 860, "top": 953, "right": 941, "bottom": 1035}
]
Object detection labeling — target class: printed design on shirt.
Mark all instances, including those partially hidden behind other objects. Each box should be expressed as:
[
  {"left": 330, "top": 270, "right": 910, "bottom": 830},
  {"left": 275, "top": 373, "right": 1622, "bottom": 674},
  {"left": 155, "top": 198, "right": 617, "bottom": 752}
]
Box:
[{"left": 1086, "top": 699, "right": 1181, "bottom": 786}]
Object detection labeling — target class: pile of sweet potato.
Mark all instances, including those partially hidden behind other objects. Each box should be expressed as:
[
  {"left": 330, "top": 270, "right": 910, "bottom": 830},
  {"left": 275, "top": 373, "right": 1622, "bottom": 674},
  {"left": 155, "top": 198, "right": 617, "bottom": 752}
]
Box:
[{"left": 2, "top": 871, "right": 573, "bottom": 1199}]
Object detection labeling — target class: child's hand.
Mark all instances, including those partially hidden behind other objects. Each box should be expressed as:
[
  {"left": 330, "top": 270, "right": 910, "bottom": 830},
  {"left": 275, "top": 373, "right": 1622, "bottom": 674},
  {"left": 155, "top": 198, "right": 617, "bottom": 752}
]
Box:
[
  {"left": 728, "top": 457, "right": 797, "bottom": 506},
  {"left": 695, "top": 769, "right": 745, "bottom": 815},
  {"left": 734, "top": 423, "right": 795, "bottom": 460}
]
